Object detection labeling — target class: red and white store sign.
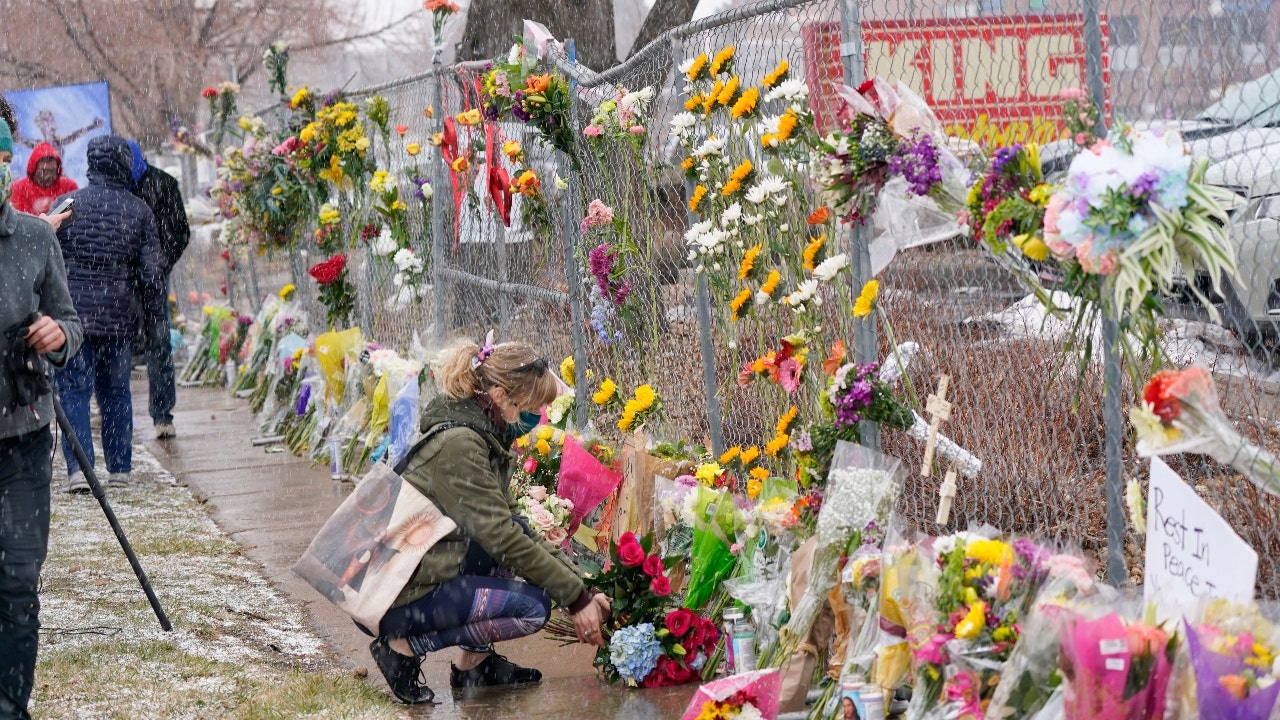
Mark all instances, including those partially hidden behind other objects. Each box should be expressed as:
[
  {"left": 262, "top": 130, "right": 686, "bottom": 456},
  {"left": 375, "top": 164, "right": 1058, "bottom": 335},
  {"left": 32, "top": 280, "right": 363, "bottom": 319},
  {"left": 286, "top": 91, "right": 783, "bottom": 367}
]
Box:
[{"left": 804, "top": 14, "right": 1110, "bottom": 147}]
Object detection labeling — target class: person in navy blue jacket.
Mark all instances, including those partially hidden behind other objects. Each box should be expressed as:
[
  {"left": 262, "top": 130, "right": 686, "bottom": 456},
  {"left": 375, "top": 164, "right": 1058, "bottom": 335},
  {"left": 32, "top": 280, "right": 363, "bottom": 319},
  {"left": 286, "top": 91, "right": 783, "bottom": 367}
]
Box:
[{"left": 53, "top": 135, "right": 165, "bottom": 493}]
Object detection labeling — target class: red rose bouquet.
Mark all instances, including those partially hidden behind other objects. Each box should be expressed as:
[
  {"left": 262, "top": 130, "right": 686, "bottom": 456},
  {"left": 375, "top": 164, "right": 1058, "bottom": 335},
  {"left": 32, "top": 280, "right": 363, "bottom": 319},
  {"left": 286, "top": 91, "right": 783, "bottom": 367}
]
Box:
[
  {"left": 546, "top": 532, "right": 718, "bottom": 687},
  {"left": 308, "top": 254, "right": 355, "bottom": 330}
]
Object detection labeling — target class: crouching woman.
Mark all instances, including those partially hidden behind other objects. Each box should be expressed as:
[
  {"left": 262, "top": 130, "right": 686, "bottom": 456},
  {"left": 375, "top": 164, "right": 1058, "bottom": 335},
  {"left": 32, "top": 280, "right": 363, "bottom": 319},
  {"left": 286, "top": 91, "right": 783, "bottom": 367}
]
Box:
[{"left": 367, "top": 340, "right": 610, "bottom": 704}]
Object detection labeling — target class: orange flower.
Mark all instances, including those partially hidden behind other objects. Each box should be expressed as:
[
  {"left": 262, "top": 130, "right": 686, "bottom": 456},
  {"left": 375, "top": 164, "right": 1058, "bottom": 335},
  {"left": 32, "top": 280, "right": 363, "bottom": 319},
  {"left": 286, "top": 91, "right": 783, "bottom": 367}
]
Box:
[
  {"left": 747, "top": 478, "right": 763, "bottom": 499},
  {"left": 808, "top": 206, "right": 831, "bottom": 225},
  {"left": 451, "top": 156, "right": 470, "bottom": 173},
  {"left": 430, "top": 132, "right": 444, "bottom": 146},
  {"left": 689, "top": 184, "right": 708, "bottom": 213},
  {"left": 424, "top": 106, "right": 435, "bottom": 118},
  {"left": 512, "top": 170, "right": 540, "bottom": 197},
  {"left": 395, "top": 124, "right": 409, "bottom": 136},
  {"left": 1220, "top": 675, "right": 1250, "bottom": 700},
  {"left": 681, "top": 157, "right": 695, "bottom": 171},
  {"left": 823, "top": 340, "right": 847, "bottom": 376},
  {"left": 455, "top": 108, "right": 482, "bottom": 126},
  {"left": 525, "top": 74, "right": 552, "bottom": 95},
  {"left": 684, "top": 94, "right": 704, "bottom": 112}
]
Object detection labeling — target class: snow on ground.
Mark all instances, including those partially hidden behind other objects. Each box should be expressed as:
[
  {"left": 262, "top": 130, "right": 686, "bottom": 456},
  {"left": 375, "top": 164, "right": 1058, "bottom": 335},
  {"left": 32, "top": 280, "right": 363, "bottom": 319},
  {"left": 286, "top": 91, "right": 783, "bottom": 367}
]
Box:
[
  {"left": 965, "top": 291, "right": 1280, "bottom": 382},
  {"left": 31, "top": 441, "right": 406, "bottom": 720}
]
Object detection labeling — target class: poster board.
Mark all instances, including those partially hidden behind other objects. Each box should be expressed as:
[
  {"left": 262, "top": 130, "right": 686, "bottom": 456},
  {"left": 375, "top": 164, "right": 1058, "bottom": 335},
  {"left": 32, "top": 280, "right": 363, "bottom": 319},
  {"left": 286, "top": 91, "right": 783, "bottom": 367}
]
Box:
[
  {"left": 3, "top": 81, "right": 112, "bottom": 188},
  {"left": 1143, "top": 457, "right": 1257, "bottom": 605}
]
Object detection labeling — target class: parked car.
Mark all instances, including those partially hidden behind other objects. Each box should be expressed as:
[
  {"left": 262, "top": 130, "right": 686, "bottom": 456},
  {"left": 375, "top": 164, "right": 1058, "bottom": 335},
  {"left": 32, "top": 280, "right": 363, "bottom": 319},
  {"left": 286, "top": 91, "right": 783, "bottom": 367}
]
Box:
[{"left": 1204, "top": 145, "right": 1280, "bottom": 350}]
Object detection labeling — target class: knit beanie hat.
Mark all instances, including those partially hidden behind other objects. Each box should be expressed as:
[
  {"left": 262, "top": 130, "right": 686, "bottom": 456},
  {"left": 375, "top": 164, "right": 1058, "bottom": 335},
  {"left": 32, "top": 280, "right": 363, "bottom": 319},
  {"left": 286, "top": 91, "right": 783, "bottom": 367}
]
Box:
[{"left": 0, "top": 120, "right": 12, "bottom": 154}]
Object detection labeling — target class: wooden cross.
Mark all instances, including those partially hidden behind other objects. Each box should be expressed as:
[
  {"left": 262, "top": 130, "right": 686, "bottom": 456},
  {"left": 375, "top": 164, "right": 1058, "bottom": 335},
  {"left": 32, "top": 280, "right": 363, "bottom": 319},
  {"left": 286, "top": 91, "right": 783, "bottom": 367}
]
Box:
[
  {"left": 936, "top": 463, "right": 958, "bottom": 525},
  {"left": 921, "top": 374, "right": 952, "bottom": 478}
]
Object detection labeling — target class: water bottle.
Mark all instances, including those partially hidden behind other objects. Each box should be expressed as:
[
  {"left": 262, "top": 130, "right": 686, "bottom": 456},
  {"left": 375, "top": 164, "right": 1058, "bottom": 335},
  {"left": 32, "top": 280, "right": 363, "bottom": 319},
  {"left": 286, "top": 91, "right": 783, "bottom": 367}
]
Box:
[{"left": 730, "top": 613, "right": 756, "bottom": 674}]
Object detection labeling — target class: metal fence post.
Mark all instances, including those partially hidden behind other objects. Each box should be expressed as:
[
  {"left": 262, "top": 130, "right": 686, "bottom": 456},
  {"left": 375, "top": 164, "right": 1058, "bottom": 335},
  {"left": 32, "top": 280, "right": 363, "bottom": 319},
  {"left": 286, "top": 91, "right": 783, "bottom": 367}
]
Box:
[
  {"left": 245, "top": 248, "right": 262, "bottom": 312},
  {"left": 430, "top": 68, "right": 450, "bottom": 345},
  {"left": 1082, "top": 0, "right": 1125, "bottom": 586},
  {"left": 561, "top": 39, "right": 591, "bottom": 431},
  {"left": 839, "top": 0, "right": 881, "bottom": 451},
  {"left": 1102, "top": 312, "right": 1127, "bottom": 585},
  {"left": 672, "top": 35, "right": 726, "bottom": 455},
  {"left": 1081, "top": 0, "right": 1108, "bottom": 137}
]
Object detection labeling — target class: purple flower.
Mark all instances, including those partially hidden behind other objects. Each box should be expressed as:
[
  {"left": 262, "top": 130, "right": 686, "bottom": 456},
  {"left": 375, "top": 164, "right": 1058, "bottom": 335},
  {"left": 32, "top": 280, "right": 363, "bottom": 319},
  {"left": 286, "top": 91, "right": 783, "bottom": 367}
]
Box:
[
  {"left": 991, "top": 144, "right": 1022, "bottom": 176},
  {"left": 1013, "top": 537, "right": 1052, "bottom": 570},
  {"left": 296, "top": 380, "right": 311, "bottom": 416},
  {"left": 1129, "top": 171, "right": 1159, "bottom": 200},
  {"left": 890, "top": 133, "right": 944, "bottom": 197}
]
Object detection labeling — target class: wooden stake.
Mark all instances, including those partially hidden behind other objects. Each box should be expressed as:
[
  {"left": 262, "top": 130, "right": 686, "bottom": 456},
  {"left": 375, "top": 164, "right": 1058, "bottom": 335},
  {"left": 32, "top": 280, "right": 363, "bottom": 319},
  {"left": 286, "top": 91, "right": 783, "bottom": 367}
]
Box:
[
  {"left": 936, "top": 463, "right": 958, "bottom": 525},
  {"left": 921, "top": 374, "right": 952, "bottom": 478}
]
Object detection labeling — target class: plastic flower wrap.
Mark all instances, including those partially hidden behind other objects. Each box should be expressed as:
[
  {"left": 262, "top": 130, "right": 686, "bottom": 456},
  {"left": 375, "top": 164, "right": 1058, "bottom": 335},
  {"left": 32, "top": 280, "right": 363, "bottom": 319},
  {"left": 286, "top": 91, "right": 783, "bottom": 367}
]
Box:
[
  {"left": 679, "top": 670, "right": 782, "bottom": 720},
  {"left": 775, "top": 442, "right": 903, "bottom": 663},
  {"left": 1056, "top": 600, "right": 1177, "bottom": 720},
  {"left": 986, "top": 563, "right": 1103, "bottom": 720},
  {"left": 1176, "top": 599, "right": 1280, "bottom": 720},
  {"left": 1132, "top": 367, "right": 1280, "bottom": 498},
  {"left": 557, "top": 435, "right": 624, "bottom": 534},
  {"left": 684, "top": 489, "right": 743, "bottom": 611}
]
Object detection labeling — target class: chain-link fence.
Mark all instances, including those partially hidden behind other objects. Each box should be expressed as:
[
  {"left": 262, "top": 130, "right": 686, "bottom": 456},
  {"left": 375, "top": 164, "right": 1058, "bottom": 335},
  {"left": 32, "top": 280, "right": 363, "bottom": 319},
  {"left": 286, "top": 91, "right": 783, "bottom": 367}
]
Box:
[{"left": 175, "top": 0, "right": 1280, "bottom": 596}]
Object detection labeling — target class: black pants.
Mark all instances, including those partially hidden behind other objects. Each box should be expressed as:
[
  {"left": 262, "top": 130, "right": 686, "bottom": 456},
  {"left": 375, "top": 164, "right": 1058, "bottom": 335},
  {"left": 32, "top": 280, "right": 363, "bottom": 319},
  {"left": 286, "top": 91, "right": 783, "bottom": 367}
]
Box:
[{"left": 0, "top": 427, "right": 52, "bottom": 720}]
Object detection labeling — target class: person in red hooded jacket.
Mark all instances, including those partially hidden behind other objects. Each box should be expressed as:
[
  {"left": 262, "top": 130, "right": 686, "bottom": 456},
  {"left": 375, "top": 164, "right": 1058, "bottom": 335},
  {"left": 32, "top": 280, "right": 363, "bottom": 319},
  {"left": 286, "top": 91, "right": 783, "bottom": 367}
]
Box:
[{"left": 10, "top": 142, "right": 78, "bottom": 215}]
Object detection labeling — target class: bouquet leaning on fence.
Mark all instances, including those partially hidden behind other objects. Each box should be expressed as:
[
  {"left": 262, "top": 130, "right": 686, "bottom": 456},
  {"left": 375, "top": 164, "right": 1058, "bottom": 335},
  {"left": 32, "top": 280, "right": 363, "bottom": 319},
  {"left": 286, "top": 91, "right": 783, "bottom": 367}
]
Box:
[
  {"left": 767, "top": 442, "right": 903, "bottom": 668},
  {"left": 1131, "top": 366, "right": 1280, "bottom": 498},
  {"left": 1041, "top": 125, "right": 1237, "bottom": 374}
]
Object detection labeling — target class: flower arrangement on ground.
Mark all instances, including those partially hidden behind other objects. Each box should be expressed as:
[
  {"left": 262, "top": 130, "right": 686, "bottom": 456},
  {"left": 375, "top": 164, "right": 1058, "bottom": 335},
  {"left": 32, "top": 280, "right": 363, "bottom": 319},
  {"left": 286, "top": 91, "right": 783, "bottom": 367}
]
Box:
[
  {"left": 1181, "top": 599, "right": 1280, "bottom": 719},
  {"left": 1058, "top": 608, "right": 1177, "bottom": 720},
  {"left": 546, "top": 532, "right": 718, "bottom": 687},
  {"left": 1131, "top": 366, "right": 1280, "bottom": 498}
]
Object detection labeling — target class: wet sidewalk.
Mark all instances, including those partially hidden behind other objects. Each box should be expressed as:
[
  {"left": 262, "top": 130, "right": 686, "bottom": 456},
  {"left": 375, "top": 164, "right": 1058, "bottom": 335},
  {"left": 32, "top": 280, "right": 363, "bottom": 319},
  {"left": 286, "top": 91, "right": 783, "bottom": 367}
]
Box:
[{"left": 134, "top": 380, "right": 697, "bottom": 719}]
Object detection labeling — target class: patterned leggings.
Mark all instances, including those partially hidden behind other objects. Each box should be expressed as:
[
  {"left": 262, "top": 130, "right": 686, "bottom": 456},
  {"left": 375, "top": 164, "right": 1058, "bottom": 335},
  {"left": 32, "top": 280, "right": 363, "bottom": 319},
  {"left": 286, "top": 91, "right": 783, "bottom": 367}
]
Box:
[{"left": 376, "top": 520, "right": 552, "bottom": 656}]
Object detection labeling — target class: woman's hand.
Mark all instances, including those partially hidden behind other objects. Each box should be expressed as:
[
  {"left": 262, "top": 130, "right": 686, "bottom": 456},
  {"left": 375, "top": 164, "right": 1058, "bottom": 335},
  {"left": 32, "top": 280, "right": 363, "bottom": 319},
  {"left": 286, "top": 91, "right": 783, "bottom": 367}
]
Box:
[{"left": 571, "top": 593, "right": 610, "bottom": 648}]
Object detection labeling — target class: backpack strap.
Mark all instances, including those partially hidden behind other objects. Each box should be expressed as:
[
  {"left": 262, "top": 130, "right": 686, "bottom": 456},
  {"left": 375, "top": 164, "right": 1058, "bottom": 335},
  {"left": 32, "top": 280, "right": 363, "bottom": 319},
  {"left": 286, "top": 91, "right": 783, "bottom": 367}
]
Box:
[{"left": 393, "top": 421, "right": 503, "bottom": 474}]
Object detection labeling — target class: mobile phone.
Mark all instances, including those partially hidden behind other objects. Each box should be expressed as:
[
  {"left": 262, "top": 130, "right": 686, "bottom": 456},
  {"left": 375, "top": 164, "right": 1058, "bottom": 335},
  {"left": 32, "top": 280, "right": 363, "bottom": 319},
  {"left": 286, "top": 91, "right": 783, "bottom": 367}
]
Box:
[{"left": 50, "top": 197, "right": 75, "bottom": 216}]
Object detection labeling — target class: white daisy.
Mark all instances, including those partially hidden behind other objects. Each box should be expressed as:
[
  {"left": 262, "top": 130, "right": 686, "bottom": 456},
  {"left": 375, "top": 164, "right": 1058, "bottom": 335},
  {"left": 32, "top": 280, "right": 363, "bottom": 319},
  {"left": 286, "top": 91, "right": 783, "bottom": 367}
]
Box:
[
  {"left": 684, "top": 219, "right": 714, "bottom": 245},
  {"left": 693, "top": 136, "right": 725, "bottom": 157},
  {"left": 765, "top": 79, "right": 809, "bottom": 103},
  {"left": 370, "top": 229, "right": 398, "bottom": 256},
  {"left": 813, "top": 253, "right": 850, "bottom": 282},
  {"left": 786, "top": 279, "right": 819, "bottom": 307},
  {"left": 669, "top": 112, "right": 697, "bottom": 132}
]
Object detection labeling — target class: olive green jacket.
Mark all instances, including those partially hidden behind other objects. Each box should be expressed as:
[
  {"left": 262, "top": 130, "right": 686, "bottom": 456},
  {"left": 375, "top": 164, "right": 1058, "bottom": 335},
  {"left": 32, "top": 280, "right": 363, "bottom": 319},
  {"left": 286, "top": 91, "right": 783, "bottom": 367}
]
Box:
[{"left": 392, "top": 395, "right": 587, "bottom": 609}]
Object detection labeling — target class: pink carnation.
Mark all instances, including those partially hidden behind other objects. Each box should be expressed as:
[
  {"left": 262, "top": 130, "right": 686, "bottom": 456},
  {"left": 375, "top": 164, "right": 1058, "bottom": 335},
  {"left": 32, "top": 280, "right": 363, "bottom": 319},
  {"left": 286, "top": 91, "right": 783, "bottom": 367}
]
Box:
[
  {"left": 583, "top": 124, "right": 603, "bottom": 137},
  {"left": 1060, "top": 87, "right": 1086, "bottom": 100},
  {"left": 629, "top": 125, "right": 645, "bottom": 134}
]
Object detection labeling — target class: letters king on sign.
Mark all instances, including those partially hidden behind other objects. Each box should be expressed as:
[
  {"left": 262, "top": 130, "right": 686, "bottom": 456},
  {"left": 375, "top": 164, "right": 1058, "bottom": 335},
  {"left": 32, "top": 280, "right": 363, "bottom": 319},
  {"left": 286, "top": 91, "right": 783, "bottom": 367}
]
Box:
[
  {"left": 1143, "top": 458, "right": 1257, "bottom": 605},
  {"left": 803, "top": 15, "right": 1111, "bottom": 146}
]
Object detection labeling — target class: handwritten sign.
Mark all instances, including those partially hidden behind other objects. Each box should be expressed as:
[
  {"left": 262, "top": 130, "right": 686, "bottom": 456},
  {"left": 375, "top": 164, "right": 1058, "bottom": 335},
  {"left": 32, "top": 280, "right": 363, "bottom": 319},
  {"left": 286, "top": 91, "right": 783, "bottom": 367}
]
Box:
[{"left": 1143, "top": 457, "right": 1257, "bottom": 604}]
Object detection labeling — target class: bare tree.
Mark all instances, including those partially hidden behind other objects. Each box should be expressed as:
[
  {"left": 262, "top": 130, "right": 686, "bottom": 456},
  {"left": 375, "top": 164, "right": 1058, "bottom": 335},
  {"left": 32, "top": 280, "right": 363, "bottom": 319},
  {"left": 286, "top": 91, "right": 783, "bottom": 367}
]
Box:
[
  {"left": 629, "top": 0, "right": 700, "bottom": 59},
  {"left": 0, "top": 0, "right": 377, "bottom": 146},
  {"left": 458, "top": 0, "right": 617, "bottom": 71}
]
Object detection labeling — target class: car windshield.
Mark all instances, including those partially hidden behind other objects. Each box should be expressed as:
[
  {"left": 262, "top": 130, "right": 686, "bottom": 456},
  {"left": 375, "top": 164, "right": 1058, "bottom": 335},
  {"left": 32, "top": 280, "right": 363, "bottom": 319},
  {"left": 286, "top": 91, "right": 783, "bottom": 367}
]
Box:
[{"left": 1200, "top": 66, "right": 1280, "bottom": 124}]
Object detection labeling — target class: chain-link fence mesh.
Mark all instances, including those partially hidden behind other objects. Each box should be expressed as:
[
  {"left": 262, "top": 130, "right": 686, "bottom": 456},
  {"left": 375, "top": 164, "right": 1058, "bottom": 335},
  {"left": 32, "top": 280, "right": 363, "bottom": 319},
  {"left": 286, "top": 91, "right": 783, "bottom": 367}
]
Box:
[{"left": 170, "top": 0, "right": 1280, "bottom": 596}]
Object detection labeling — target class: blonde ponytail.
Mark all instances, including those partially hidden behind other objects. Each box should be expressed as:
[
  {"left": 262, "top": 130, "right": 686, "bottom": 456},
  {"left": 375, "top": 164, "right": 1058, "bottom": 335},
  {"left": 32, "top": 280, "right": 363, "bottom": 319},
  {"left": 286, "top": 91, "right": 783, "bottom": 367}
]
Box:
[{"left": 435, "top": 339, "right": 559, "bottom": 409}]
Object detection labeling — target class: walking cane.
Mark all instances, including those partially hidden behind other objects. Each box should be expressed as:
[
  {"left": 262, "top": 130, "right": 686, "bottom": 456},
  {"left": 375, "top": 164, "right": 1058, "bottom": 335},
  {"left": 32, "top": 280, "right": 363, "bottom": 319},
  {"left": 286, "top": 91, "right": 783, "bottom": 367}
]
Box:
[{"left": 50, "top": 389, "right": 172, "bottom": 631}]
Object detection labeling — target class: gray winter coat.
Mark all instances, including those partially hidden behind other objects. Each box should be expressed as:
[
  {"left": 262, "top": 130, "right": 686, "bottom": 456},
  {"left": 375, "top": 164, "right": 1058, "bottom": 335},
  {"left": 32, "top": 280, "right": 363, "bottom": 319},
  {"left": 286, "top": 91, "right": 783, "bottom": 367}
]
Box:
[{"left": 0, "top": 202, "right": 83, "bottom": 439}]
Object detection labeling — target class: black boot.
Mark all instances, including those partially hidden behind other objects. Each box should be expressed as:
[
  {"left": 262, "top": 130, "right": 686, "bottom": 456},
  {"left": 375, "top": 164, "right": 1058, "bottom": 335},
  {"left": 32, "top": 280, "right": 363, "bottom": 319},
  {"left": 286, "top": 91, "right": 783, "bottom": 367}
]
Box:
[
  {"left": 450, "top": 650, "right": 543, "bottom": 688},
  {"left": 369, "top": 638, "right": 435, "bottom": 704}
]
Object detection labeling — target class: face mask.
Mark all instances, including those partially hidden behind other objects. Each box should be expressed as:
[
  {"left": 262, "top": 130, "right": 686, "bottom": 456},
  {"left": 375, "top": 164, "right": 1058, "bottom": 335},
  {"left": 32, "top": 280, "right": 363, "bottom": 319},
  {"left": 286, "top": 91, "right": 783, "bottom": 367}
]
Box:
[
  {"left": 512, "top": 410, "right": 541, "bottom": 436},
  {"left": 0, "top": 163, "right": 11, "bottom": 206}
]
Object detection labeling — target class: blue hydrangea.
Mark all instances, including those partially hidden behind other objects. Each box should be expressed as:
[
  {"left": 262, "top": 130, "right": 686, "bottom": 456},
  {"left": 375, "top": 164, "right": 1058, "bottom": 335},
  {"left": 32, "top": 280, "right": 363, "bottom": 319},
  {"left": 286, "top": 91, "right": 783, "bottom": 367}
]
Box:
[
  {"left": 1156, "top": 169, "right": 1189, "bottom": 210},
  {"left": 608, "top": 623, "right": 663, "bottom": 686}
]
